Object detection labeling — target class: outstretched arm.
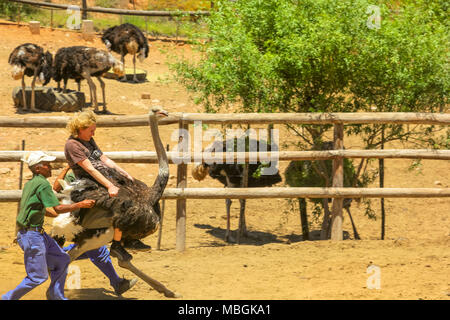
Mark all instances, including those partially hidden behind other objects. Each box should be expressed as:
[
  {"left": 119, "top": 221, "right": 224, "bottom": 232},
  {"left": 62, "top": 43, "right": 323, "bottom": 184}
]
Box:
[
  {"left": 78, "top": 158, "right": 119, "bottom": 197},
  {"left": 53, "top": 165, "right": 71, "bottom": 192},
  {"left": 46, "top": 199, "right": 96, "bottom": 216}
]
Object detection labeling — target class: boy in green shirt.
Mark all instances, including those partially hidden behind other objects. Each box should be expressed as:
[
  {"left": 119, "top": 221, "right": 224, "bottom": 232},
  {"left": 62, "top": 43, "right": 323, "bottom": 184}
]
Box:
[{"left": 2, "top": 151, "right": 95, "bottom": 300}]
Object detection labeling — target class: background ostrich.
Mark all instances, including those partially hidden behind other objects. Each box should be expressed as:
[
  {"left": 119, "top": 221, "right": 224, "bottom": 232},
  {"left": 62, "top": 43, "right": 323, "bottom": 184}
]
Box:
[
  {"left": 192, "top": 138, "right": 282, "bottom": 243},
  {"left": 284, "top": 141, "right": 362, "bottom": 240},
  {"left": 8, "top": 43, "right": 52, "bottom": 112},
  {"left": 51, "top": 107, "right": 179, "bottom": 297},
  {"left": 101, "top": 23, "right": 149, "bottom": 82},
  {"left": 52, "top": 46, "right": 124, "bottom": 113}
]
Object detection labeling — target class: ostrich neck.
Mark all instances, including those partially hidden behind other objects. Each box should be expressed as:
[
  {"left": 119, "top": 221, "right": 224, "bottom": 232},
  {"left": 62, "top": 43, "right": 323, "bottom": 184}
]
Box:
[{"left": 149, "top": 114, "right": 169, "bottom": 203}]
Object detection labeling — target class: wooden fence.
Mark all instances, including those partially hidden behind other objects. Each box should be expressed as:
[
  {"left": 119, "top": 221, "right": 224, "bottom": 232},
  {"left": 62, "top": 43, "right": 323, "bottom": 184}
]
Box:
[
  {"left": 1, "top": 112, "right": 449, "bottom": 250},
  {"left": 8, "top": 0, "right": 210, "bottom": 41},
  {"left": 9, "top": 0, "right": 210, "bottom": 17}
]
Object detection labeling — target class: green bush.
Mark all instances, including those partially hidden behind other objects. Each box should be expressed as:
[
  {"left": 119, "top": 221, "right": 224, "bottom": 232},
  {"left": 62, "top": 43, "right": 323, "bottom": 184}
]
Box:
[{"left": 0, "top": 0, "right": 37, "bottom": 20}]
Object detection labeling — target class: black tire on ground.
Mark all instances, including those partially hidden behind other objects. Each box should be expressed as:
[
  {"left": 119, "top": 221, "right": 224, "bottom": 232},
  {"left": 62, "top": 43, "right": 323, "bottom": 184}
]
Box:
[{"left": 12, "top": 87, "right": 86, "bottom": 112}]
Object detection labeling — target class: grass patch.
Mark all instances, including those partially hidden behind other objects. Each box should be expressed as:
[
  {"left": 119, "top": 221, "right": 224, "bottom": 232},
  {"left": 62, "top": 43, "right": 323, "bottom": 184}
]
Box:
[{"left": 1, "top": 5, "right": 207, "bottom": 38}]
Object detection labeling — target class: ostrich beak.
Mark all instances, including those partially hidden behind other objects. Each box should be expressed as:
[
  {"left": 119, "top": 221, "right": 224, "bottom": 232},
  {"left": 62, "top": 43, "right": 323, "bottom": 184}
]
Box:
[{"left": 156, "top": 110, "right": 169, "bottom": 117}]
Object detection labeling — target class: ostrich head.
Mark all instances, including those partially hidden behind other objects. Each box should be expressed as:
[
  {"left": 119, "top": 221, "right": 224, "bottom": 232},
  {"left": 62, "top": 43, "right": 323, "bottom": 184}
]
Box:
[
  {"left": 137, "top": 43, "right": 149, "bottom": 63},
  {"left": 104, "top": 39, "right": 112, "bottom": 51},
  {"left": 111, "top": 58, "right": 125, "bottom": 78},
  {"left": 11, "top": 65, "right": 25, "bottom": 80},
  {"left": 37, "top": 51, "right": 53, "bottom": 86},
  {"left": 150, "top": 106, "right": 169, "bottom": 119},
  {"left": 191, "top": 163, "right": 209, "bottom": 181}
]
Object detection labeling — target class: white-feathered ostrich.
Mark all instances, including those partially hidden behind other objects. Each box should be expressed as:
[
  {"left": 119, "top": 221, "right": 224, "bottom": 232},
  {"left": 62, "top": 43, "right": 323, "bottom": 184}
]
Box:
[
  {"left": 51, "top": 107, "right": 180, "bottom": 298},
  {"left": 8, "top": 43, "right": 52, "bottom": 112},
  {"left": 101, "top": 23, "right": 149, "bottom": 83},
  {"left": 52, "top": 46, "right": 124, "bottom": 113},
  {"left": 192, "top": 139, "right": 282, "bottom": 243}
]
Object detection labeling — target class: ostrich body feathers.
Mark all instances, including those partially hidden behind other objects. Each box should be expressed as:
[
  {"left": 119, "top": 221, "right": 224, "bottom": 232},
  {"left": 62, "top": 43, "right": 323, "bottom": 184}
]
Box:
[{"left": 9, "top": 43, "right": 52, "bottom": 85}]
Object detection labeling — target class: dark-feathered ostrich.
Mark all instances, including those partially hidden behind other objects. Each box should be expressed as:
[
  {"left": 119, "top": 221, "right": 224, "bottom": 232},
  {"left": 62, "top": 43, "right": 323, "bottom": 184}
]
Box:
[
  {"left": 52, "top": 46, "right": 124, "bottom": 113},
  {"left": 101, "top": 23, "right": 149, "bottom": 83},
  {"left": 191, "top": 139, "right": 282, "bottom": 243},
  {"left": 51, "top": 107, "right": 180, "bottom": 298},
  {"left": 8, "top": 43, "right": 52, "bottom": 112}
]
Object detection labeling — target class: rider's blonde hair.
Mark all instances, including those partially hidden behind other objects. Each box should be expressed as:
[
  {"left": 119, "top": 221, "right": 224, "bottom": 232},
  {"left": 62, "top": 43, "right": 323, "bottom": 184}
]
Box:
[{"left": 66, "top": 110, "right": 97, "bottom": 138}]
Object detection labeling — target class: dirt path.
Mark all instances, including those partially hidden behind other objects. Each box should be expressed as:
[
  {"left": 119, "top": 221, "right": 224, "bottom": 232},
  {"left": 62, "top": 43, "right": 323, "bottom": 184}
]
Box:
[{"left": 0, "top": 23, "right": 448, "bottom": 300}]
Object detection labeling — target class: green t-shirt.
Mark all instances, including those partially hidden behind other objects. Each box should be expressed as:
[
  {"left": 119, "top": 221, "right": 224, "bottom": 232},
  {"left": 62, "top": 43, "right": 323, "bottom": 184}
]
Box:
[
  {"left": 17, "top": 174, "right": 60, "bottom": 228},
  {"left": 64, "top": 170, "right": 76, "bottom": 184}
]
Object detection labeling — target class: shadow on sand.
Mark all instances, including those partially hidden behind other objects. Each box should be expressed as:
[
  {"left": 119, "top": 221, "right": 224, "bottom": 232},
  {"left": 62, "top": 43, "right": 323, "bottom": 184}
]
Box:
[
  {"left": 65, "top": 288, "right": 137, "bottom": 300},
  {"left": 194, "top": 224, "right": 351, "bottom": 247}
]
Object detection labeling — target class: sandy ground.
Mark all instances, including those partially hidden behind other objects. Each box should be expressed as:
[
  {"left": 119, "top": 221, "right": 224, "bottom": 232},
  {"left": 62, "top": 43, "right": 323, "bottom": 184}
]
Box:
[{"left": 0, "top": 23, "right": 448, "bottom": 301}]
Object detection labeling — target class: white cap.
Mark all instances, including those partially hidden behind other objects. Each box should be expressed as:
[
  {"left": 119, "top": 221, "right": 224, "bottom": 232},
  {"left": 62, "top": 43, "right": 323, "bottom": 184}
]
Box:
[{"left": 21, "top": 151, "right": 56, "bottom": 167}]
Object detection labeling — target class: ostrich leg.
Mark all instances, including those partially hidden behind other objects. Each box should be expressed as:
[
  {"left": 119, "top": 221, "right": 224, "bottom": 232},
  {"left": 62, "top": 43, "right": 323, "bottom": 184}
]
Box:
[
  {"left": 120, "top": 54, "right": 127, "bottom": 82},
  {"left": 224, "top": 198, "right": 234, "bottom": 243},
  {"left": 236, "top": 199, "right": 247, "bottom": 244},
  {"left": 132, "top": 54, "right": 138, "bottom": 83},
  {"left": 30, "top": 69, "right": 38, "bottom": 112},
  {"left": 21, "top": 74, "right": 27, "bottom": 110},
  {"left": 97, "top": 76, "right": 107, "bottom": 113},
  {"left": 237, "top": 162, "right": 249, "bottom": 243},
  {"left": 83, "top": 72, "right": 98, "bottom": 112},
  {"left": 67, "top": 228, "right": 115, "bottom": 262},
  {"left": 65, "top": 227, "right": 181, "bottom": 298},
  {"left": 118, "top": 260, "right": 181, "bottom": 298}
]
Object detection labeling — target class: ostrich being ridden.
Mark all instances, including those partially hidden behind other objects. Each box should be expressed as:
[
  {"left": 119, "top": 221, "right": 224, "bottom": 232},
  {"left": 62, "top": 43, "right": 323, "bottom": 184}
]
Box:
[
  {"left": 192, "top": 138, "right": 282, "bottom": 243},
  {"left": 51, "top": 107, "right": 179, "bottom": 298},
  {"left": 101, "top": 23, "right": 149, "bottom": 83},
  {"left": 52, "top": 46, "right": 124, "bottom": 113},
  {"left": 8, "top": 43, "right": 52, "bottom": 112}
]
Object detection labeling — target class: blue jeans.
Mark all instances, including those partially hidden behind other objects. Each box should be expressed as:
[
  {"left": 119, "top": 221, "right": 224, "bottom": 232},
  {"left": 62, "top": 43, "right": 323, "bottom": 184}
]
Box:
[
  {"left": 2, "top": 230, "right": 70, "bottom": 300},
  {"left": 63, "top": 244, "right": 121, "bottom": 289}
]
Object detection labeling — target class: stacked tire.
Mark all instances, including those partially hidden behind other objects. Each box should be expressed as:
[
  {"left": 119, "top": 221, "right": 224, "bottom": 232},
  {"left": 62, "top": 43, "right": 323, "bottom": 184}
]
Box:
[{"left": 12, "top": 87, "right": 86, "bottom": 112}]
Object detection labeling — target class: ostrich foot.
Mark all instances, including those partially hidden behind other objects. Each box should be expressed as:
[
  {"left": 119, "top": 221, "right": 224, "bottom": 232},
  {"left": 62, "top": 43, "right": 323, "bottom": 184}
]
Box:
[
  {"left": 132, "top": 76, "right": 139, "bottom": 83},
  {"left": 119, "top": 76, "right": 128, "bottom": 82},
  {"left": 118, "top": 259, "right": 182, "bottom": 298}
]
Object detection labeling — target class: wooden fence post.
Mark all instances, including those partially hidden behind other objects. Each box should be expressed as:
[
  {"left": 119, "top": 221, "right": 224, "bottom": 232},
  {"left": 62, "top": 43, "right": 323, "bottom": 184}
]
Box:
[
  {"left": 82, "top": 0, "right": 87, "bottom": 20},
  {"left": 14, "top": 140, "right": 25, "bottom": 239},
  {"left": 330, "top": 123, "right": 344, "bottom": 240},
  {"left": 176, "top": 121, "right": 188, "bottom": 252}
]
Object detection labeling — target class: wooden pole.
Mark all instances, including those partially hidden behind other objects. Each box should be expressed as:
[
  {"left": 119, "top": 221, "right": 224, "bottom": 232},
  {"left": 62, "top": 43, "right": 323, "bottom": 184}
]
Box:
[
  {"left": 9, "top": 0, "right": 211, "bottom": 17},
  {"left": 176, "top": 121, "right": 188, "bottom": 252},
  {"left": 380, "top": 126, "right": 386, "bottom": 240},
  {"left": 82, "top": 0, "right": 87, "bottom": 20},
  {"left": 1, "top": 112, "right": 449, "bottom": 128},
  {"left": 17, "top": 4, "right": 21, "bottom": 27},
  {"left": 14, "top": 140, "right": 25, "bottom": 240},
  {"left": 1, "top": 149, "right": 450, "bottom": 163},
  {"left": 330, "top": 124, "right": 344, "bottom": 240},
  {"left": 2, "top": 187, "right": 450, "bottom": 203}
]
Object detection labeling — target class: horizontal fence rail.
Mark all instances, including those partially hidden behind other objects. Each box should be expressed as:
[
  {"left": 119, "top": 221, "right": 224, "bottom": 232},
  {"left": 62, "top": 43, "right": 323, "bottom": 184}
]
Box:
[
  {"left": 1, "top": 150, "right": 450, "bottom": 163},
  {"left": 9, "top": 0, "right": 210, "bottom": 17},
  {"left": 1, "top": 112, "right": 449, "bottom": 247},
  {"left": 1, "top": 187, "right": 449, "bottom": 202},
  {"left": 0, "top": 112, "right": 449, "bottom": 128}
]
